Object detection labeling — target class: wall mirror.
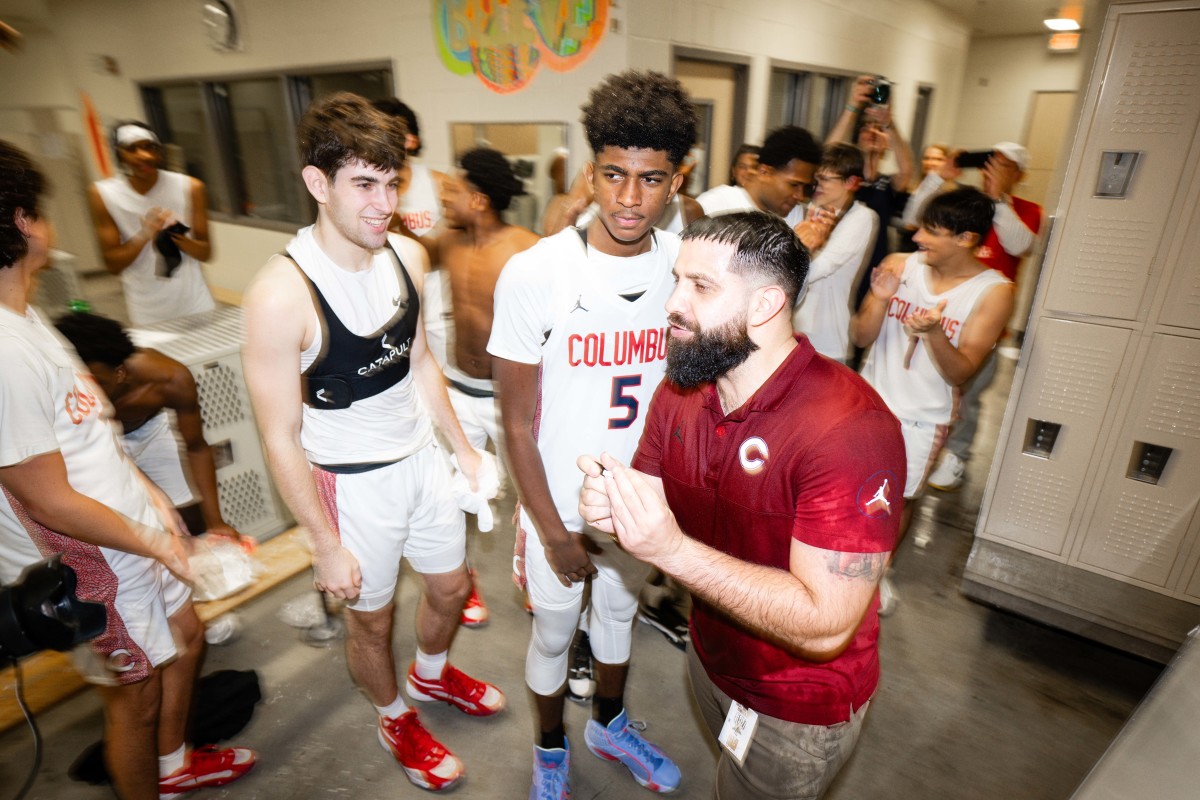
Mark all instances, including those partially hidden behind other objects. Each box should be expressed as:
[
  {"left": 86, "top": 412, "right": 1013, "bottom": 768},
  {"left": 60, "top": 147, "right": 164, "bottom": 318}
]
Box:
[{"left": 449, "top": 122, "right": 568, "bottom": 233}]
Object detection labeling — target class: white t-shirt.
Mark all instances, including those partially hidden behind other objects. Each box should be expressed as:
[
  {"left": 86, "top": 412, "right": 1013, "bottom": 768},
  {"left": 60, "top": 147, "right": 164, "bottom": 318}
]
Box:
[
  {"left": 696, "top": 184, "right": 755, "bottom": 216},
  {"left": 860, "top": 252, "right": 1011, "bottom": 424},
  {"left": 793, "top": 201, "right": 879, "bottom": 361},
  {"left": 290, "top": 228, "right": 432, "bottom": 465},
  {"left": 94, "top": 171, "right": 215, "bottom": 326},
  {"left": 0, "top": 304, "right": 160, "bottom": 583},
  {"left": 695, "top": 183, "right": 806, "bottom": 226},
  {"left": 488, "top": 228, "right": 678, "bottom": 533}
]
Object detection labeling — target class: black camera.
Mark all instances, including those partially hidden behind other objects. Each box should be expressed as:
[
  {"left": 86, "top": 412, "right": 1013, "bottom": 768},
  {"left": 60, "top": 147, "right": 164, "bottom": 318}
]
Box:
[
  {"left": 869, "top": 77, "right": 891, "bottom": 106},
  {"left": 955, "top": 150, "right": 993, "bottom": 169},
  {"left": 0, "top": 557, "right": 106, "bottom": 660}
]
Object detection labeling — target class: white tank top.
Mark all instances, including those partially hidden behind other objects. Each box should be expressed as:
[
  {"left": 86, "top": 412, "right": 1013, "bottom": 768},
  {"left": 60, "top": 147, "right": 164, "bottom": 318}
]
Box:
[
  {"left": 398, "top": 164, "right": 442, "bottom": 237},
  {"left": 860, "top": 252, "right": 1010, "bottom": 423},
  {"left": 397, "top": 164, "right": 453, "bottom": 370},
  {"left": 290, "top": 228, "right": 432, "bottom": 465},
  {"left": 94, "top": 171, "right": 215, "bottom": 326}
]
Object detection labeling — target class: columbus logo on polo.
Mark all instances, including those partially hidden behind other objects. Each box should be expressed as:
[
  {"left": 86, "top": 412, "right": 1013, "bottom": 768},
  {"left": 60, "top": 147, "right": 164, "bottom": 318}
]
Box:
[
  {"left": 856, "top": 470, "right": 899, "bottom": 518},
  {"left": 738, "top": 436, "right": 769, "bottom": 475}
]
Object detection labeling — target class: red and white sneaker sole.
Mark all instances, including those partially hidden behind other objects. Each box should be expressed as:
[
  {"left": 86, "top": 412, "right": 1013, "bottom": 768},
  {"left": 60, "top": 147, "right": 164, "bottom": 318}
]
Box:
[{"left": 376, "top": 728, "right": 464, "bottom": 791}]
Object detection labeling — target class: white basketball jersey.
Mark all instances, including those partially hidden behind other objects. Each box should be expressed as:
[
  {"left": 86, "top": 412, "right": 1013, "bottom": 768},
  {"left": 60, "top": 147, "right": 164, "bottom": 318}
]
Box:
[
  {"left": 488, "top": 228, "right": 679, "bottom": 532},
  {"left": 398, "top": 164, "right": 441, "bottom": 237},
  {"left": 860, "top": 252, "right": 1010, "bottom": 423}
]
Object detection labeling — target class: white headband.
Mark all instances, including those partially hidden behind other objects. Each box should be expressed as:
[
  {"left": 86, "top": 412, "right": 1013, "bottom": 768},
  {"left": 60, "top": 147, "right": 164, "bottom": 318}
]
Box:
[{"left": 115, "top": 125, "right": 159, "bottom": 148}]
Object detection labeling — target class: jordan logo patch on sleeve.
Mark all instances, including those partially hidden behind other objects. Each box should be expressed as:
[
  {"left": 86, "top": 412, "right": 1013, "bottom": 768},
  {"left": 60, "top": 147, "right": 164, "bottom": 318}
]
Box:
[{"left": 857, "top": 471, "right": 899, "bottom": 518}]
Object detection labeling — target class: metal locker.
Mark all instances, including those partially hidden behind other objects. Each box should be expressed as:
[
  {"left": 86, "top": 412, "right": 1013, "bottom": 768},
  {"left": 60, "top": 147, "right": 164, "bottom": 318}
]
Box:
[
  {"left": 129, "top": 306, "right": 293, "bottom": 542},
  {"left": 964, "top": 1, "right": 1200, "bottom": 660},
  {"left": 981, "top": 319, "right": 1131, "bottom": 556},
  {"left": 1042, "top": 9, "right": 1200, "bottom": 320},
  {"left": 1075, "top": 335, "right": 1200, "bottom": 589}
]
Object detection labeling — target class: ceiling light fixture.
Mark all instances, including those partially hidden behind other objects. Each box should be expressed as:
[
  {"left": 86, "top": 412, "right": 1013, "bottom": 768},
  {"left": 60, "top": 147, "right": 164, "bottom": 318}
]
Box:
[{"left": 1043, "top": 17, "right": 1081, "bottom": 31}]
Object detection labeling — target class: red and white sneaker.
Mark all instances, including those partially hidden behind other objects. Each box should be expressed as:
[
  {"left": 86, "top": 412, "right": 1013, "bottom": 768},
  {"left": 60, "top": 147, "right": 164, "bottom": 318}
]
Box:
[
  {"left": 461, "top": 573, "right": 489, "bottom": 627},
  {"left": 406, "top": 663, "right": 506, "bottom": 717},
  {"left": 378, "top": 710, "right": 464, "bottom": 792},
  {"left": 159, "top": 745, "right": 257, "bottom": 797}
]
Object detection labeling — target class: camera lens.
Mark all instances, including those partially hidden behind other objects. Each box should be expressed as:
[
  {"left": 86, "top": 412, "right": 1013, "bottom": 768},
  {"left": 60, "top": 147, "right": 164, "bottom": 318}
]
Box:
[{"left": 872, "top": 83, "right": 890, "bottom": 105}]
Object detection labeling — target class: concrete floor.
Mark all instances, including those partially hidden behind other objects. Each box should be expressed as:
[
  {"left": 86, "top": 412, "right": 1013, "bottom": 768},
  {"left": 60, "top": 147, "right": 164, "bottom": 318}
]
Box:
[{"left": 1, "top": 276, "right": 1166, "bottom": 798}]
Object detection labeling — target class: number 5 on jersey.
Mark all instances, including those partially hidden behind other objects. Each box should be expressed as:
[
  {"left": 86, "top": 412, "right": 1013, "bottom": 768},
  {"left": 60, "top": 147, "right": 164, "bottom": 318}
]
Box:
[{"left": 609, "top": 375, "right": 643, "bottom": 430}]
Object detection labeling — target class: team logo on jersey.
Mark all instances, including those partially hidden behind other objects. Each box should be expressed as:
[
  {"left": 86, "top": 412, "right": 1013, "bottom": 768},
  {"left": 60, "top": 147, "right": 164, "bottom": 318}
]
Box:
[
  {"left": 738, "top": 436, "right": 769, "bottom": 475},
  {"left": 856, "top": 470, "right": 899, "bottom": 518},
  {"left": 64, "top": 380, "right": 101, "bottom": 425},
  {"left": 107, "top": 649, "right": 136, "bottom": 674}
]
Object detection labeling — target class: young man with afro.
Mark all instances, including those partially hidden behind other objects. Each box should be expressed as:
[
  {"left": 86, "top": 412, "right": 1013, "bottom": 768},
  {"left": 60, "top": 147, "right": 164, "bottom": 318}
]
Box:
[{"left": 489, "top": 70, "right": 696, "bottom": 799}]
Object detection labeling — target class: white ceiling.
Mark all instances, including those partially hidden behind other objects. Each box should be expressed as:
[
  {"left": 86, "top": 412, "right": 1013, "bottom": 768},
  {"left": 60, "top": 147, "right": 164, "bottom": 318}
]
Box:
[
  {"left": 925, "top": 0, "right": 1084, "bottom": 37},
  {"left": 0, "top": 0, "right": 1082, "bottom": 42}
]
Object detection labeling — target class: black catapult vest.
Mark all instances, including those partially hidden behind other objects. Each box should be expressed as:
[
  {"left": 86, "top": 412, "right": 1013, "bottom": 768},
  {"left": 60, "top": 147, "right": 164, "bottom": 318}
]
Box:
[{"left": 284, "top": 243, "right": 420, "bottom": 410}]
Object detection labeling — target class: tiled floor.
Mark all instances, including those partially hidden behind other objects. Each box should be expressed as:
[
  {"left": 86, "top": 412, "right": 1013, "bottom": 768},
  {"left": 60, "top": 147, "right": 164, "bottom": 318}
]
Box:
[{"left": 0, "top": 310, "right": 1165, "bottom": 799}]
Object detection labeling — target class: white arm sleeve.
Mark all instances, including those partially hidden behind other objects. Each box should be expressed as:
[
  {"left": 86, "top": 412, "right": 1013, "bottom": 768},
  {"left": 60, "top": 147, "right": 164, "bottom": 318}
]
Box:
[
  {"left": 992, "top": 201, "right": 1036, "bottom": 257},
  {"left": 901, "top": 172, "right": 944, "bottom": 228}
]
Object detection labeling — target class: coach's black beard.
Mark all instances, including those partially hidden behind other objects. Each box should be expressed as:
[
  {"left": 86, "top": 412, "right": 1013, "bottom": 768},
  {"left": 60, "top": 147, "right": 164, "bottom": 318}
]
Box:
[{"left": 665, "top": 315, "right": 758, "bottom": 389}]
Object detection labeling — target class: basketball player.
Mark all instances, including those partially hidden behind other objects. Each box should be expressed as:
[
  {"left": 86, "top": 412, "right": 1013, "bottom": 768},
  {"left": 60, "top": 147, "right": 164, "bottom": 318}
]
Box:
[
  {"left": 489, "top": 70, "right": 696, "bottom": 799},
  {"left": 851, "top": 187, "right": 1013, "bottom": 609},
  {"left": 242, "top": 93, "right": 502, "bottom": 792}
]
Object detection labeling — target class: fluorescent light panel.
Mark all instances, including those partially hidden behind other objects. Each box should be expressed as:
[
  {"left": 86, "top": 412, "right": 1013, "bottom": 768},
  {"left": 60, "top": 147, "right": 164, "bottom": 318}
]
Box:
[{"left": 1044, "top": 17, "right": 1081, "bottom": 31}]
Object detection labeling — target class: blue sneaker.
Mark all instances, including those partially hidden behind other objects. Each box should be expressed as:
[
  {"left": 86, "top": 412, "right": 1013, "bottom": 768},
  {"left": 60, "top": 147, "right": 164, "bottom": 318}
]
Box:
[
  {"left": 584, "top": 709, "right": 680, "bottom": 793},
  {"left": 530, "top": 741, "right": 570, "bottom": 800}
]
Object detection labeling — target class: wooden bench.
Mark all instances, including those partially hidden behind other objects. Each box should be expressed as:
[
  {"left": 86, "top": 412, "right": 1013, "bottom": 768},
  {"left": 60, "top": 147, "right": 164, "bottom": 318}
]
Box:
[{"left": 0, "top": 527, "right": 311, "bottom": 734}]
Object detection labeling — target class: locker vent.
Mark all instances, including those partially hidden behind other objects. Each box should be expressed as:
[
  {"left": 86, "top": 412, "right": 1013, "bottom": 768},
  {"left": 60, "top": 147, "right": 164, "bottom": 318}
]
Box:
[
  {"left": 1147, "top": 358, "right": 1200, "bottom": 439},
  {"left": 1007, "top": 463, "right": 1073, "bottom": 539},
  {"left": 1067, "top": 217, "right": 1150, "bottom": 298},
  {"left": 1100, "top": 491, "right": 1185, "bottom": 570},
  {"left": 1113, "top": 38, "right": 1200, "bottom": 135},
  {"left": 1038, "top": 342, "right": 1113, "bottom": 415},
  {"left": 195, "top": 362, "right": 248, "bottom": 430},
  {"left": 217, "top": 468, "right": 272, "bottom": 531}
]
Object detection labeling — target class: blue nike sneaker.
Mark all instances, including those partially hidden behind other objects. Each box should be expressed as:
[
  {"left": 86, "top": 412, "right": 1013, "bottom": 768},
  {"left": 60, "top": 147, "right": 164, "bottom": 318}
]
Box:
[
  {"left": 530, "top": 741, "right": 570, "bottom": 800},
  {"left": 584, "top": 709, "right": 680, "bottom": 793}
]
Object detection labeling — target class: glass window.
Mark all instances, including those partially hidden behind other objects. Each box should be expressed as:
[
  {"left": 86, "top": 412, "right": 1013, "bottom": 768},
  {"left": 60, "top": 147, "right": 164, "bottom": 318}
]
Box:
[
  {"left": 142, "top": 65, "right": 392, "bottom": 227},
  {"left": 225, "top": 78, "right": 304, "bottom": 222},
  {"left": 768, "top": 69, "right": 850, "bottom": 140}
]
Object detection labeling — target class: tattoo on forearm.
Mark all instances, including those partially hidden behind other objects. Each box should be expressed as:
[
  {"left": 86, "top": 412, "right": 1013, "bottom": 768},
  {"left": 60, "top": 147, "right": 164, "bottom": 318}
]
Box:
[{"left": 826, "top": 551, "right": 888, "bottom": 580}]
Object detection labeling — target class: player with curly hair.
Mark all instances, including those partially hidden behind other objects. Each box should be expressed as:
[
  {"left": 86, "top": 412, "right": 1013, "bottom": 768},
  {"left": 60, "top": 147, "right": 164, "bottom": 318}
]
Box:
[{"left": 489, "top": 70, "right": 696, "bottom": 799}]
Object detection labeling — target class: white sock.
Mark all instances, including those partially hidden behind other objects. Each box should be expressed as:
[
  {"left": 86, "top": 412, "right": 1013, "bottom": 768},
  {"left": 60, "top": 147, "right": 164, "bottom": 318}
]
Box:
[
  {"left": 415, "top": 648, "right": 448, "bottom": 681},
  {"left": 375, "top": 693, "right": 409, "bottom": 720},
  {"left": 158, "top": 744, "right": 186, "bottom": 777}
]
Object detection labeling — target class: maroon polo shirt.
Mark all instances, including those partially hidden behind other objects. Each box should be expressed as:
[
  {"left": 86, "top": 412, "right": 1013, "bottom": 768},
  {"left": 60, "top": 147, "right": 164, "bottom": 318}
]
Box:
[{"left": 632, "top": 336, "right": 905, "bottom": 725}]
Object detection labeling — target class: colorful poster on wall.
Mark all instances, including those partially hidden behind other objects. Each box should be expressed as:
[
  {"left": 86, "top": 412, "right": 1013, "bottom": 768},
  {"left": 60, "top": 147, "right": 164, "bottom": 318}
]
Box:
[{"left": 433, "top": 0, "right": 608, "bottom": 94}]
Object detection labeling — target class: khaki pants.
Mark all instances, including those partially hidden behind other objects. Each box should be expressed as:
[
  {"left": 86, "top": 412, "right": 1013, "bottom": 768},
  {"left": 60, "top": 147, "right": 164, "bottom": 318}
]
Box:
[{"left": 687, "top": 645, "right": 869, "bottom": 800}]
